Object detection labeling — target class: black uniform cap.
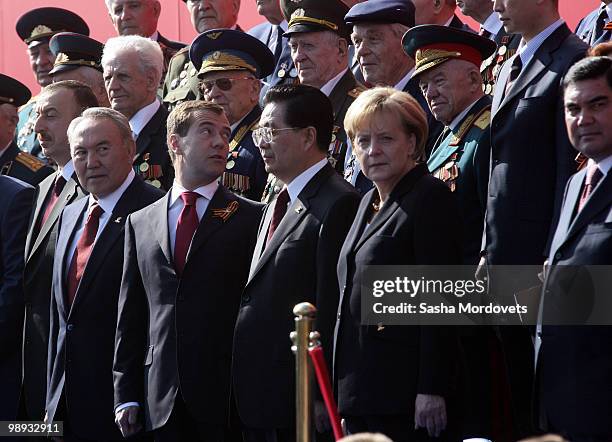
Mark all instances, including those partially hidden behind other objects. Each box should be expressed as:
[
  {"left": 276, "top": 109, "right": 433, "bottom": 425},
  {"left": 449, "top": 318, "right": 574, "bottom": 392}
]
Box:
[
  {"left": 49, "top": 33, "right": 104, "bottom": 75},
  {"left": 0, "top": 74, "right": 32, "bottom": 107},
  {"left": 281, "top": 0, "right": 351, "bottom": 40},
  {"left": 16, "top": 7, "right": 89, "bottom": 48},
  {"left": 345, "top": 0, "right": 415, "bottom": 28}
]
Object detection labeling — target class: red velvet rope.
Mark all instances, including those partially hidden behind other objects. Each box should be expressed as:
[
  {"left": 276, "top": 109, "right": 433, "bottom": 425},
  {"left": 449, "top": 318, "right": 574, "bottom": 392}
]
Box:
[{"left": 308, "top": 344, "right": 344, "bottom": 440}]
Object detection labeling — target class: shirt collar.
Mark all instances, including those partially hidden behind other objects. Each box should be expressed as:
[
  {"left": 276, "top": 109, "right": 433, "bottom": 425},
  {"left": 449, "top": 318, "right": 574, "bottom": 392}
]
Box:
[
  {"left": 169, "top": 179, "right": 219, "bottom": 208},
  {"left": 517, "top": 18, "right": 565, "bottom": 66},
  {"left": 394, "top": 67, "right": 415, "bottom": 91},
  {"left": 443, "top": 15, "right": 454, "bottom": 27},
  {"left": 605, "top": 3, "right": 612, "bottom": 19},
  {"left": 279, "top": 20, "right": 288, "bottom": 31},
  {"left": 286, "top": 158, "right": 328, "bottom": 204},
  {"left": 150, "top": 31, "right": 159, "bottom": 41},
  {"left": 320, "top": 68, "right": 348, "bottom": 97},
  {"left": 482, "top": 12, "right": 503, "bottom": 37},
  {"left": 230, "top": 113, "right": 248, "bottom": 134},
  {"left": 449, "top": 98, "right": 482, "bottom": 132},
  {"left": 88, "top": 169, "right": 135, "bottom": 215},
  {"left": 129, "top": 99, "right": 161, "bottom": 139},
  {"left": 0, "top": 140, "right": 12, "bottom": 157},
  {"left": 589, "top": 154, "right": 612, "bottom": 176},
  {"left": 60, "top": 159, "right": 75, "bottom": 181}
]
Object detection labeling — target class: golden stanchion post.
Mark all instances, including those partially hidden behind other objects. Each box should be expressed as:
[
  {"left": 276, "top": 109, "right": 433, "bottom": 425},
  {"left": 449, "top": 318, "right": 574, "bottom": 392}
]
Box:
[{"left": 291, "top": 302, "right": 317, "bottom": 442}]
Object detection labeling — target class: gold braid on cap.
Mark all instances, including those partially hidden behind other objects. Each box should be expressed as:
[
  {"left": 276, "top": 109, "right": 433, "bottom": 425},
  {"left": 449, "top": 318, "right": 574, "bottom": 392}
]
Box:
[
  {"left": 200, "top": 52, "right": 257, "bottom": 74},
  {"left": 415, "top": 48, "right": 461, "bottom": 67},
  {"left": 288, "top": 16, "right": 339, "bottom": 31},
  {"left": 54, "top": 53, "right": 100, "bottom": 69},
  {"left": 25, "top": 25, "right": 61, "bottom": 44}
]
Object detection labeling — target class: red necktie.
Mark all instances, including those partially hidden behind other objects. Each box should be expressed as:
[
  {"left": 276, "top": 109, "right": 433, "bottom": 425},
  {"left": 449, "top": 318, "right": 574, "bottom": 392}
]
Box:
[
  {"left": 267, "top": 188, "right": 290, "bottom": 245},
  {"left": 66, "top": 203, "right": 104, "bottom": 307},
  {"left": 578, "top": 164, "right": 603, "bottom": 212},
  {"left": 40, "top": 175, "right": 66, "bottom": 228},
  {"left": 174, "top": 191, "right": 200, "bottom": 276}
]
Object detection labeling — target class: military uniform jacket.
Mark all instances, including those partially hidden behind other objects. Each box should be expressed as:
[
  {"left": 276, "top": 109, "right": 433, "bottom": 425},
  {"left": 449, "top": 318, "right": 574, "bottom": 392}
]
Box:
[
  {"left": 328, "top": 70, "right": 364, "bottom": 173},
  {"left": 113, "top": 186, "right": 262, "bottom": 431},
  {"left": 575, "top": 7, "right": 612, "bottom": 46},
  {"left": 157, "top": 32, "right": 186, "bottom": 69},
  {"left": 16, "top": 99, "right": 43, "bottom": 159},
  {"left": 46, "top": 176, "right": 163, "bottom": 440},
  {"left": 481, "top": 29, "right": 521, "bottom": 97},
  {"left": 134, "top": 103, "right": 174, "bottom": 190},
  {"left": 233, "top": 164, "right": 360, "bottom": 428},
  {"left": 333, "top": 164, "right": 462, "bottom": 417},
  {"left": 0, "top": 141, "right": 53, "bottom": 186},
  {"left": 21, "top": 172, "right": 86, "bottom": 420},
  {"left": 162, "top": 45, "right": 200, "bottom": 111},
  {"left": 537, "top": 167, "right": 612, "bottom": 438},
  {"left": 484, "top": 24, "right": 588, "bottom": 267},
  {"left": 428, "top": 95, "right": 491, "bottom": 265},
  {"left": 224, "top": 106, "right": 267, "bottom": 201}
]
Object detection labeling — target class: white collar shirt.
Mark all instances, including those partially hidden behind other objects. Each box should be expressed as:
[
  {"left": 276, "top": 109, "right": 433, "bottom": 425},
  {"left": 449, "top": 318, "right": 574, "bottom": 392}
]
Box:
[{"left": 129, "top": 99, "right": 161, "bottom": 140}]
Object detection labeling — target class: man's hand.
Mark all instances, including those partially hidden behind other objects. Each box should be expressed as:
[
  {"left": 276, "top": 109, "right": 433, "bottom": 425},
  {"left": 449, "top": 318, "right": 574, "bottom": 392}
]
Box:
[
  {"left": 314, "top": 400, "right": 331, "bottom": 433},
  {"left": 115, "top": 405, "right": 142, "bottom": 438},
  {"left": 414, "top": 394, "right": 446, "bottom": 438}
]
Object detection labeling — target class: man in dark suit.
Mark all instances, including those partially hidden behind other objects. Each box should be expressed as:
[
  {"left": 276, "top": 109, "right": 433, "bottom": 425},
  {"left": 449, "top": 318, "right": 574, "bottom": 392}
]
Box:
[
  {"left": 478, "top": 0, "right": 588, "bottom": 437},
  {"left": 281, "top": 0, "right": 365, "bottom": 174},
  {"left": 105, "top": 0, "right": 185, "bottom": 72},
  {"left": 163, "top": 0, "right": 242, "bottom": 110},
  {"left": 0, "top": 176, "right": 34, "bottom": 421},
  {"left": 102, "top": 35, "right": 173, "bottom": 189},
  {"left": 456, "top": 0, "right": 522, "bottom": 95},
  {"left": 535, "top": 56, "right": 612, "bottom": 441},
  {"left": 233, "top": 85, "right": 360, "bottom": 442},
  {"left": 46, "top": 107, "right": 164, "bottom": 441},
  {"left": 113, "top": 101, "right": 262, "bottom": 442},
  {"left": 248, "top": 0, "right": 299, "bottom": 99},
  {"left": 575, "top": 1, "right": 612, "bottom": 47},
  {"left": 0, "top": 74, "right": 53, "bottom": 186},
  {"left": 413, "top": 0, "right": 473, "bottom": 30},
  {"left": 343, "top": 0, "right": 444, "bottom": 193},
  {"left": 192, "top": 29, "right": 275, "bottom": 201},
  {"left": 21, "top": 81, "right": 97, "bottom": 422}
]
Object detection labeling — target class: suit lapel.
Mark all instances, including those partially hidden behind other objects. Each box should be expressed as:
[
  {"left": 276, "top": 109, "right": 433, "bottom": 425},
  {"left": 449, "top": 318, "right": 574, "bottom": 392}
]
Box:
[
  {"left": 249, "top": 203, "right": 274, "bottom": 279},
  {"left": 25, "top": 174, "right": 55, "bottom": 258},
  {"left": 565, "top": 172, "right": 612, "bottom": 242},
  {"left": 134, "top": 104, "right": 167, "bottom": 161},
  {"left": 151, "top": 193, "right": 173, "bottom": 266},
  {"left": 328, "top": 70, "right": 356, "bottom": 118}
]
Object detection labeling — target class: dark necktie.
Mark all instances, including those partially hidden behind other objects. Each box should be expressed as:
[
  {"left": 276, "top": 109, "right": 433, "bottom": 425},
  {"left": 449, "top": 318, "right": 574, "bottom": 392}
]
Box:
[
  {"left": 40, "top": 175, "right": 67, "bottom": 228},
  {"left": 592, "top": 8, "right": 609, "bottom": 44},
  {"left": 274, "top": 25, "right": 283, "bottom": 61},
  {"left": 479, "top": 27, "right": 492, "bottom": 39},
  {"left": 504, "top": 55, "right": 523, "bottom": 98},
  {"left": 174, "top": 191, "right": 200, "bottom": 276},
  {"left": 267, "top": 188, "right": 290, "bottom": 245},
  {"left": 66, "top": 203, "right": 104, "bottom": 307},
  {"left": 578, "top": 164, "right": 603, "bottom": 212}
]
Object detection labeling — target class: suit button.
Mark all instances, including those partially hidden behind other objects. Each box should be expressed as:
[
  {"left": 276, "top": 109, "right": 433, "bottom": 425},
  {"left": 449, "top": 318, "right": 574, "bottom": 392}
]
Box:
[
  {"left": 242, "top": 295, "right": 251, "bottom": 303},
  {"left": 554, "top": 252, "right": 562, "bottom": 260},
  {"left": 537, "top": 331, "right": 542, "bottom": 338},
  {"left": 337, "top": 313, "right": 341, "bottom": 320},
  {"left": 67, "top": 324, "right": 74, "bottom": 331}
]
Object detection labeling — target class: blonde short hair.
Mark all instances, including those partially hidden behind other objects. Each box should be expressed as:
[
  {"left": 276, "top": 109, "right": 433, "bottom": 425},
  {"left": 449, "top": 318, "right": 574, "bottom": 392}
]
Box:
[{"left": 344, "top": 86, "right": 428, "bottom": 161}]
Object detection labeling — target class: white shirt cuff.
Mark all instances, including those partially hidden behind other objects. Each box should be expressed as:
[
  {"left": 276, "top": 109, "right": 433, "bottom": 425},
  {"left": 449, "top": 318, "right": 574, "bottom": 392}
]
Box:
[{"left": 115, "top": 402, "right": 139, "bottom": 413}]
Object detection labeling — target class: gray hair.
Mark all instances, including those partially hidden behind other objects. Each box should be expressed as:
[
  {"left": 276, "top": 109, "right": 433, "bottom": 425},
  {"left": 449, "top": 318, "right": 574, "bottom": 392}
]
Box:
[
  {"left": 102, "top": 35, "right": 163, "bottom": 85},
  {"left": 104, "top": 0, "right": 156, "bottom": 12},
  {"left": 68, "top": 106, "right": 135, "bottom": 151}
]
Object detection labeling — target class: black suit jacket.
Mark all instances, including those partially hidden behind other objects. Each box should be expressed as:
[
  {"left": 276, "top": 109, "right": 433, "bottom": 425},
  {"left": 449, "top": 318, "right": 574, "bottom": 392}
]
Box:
[
  {"left": 114, "top": 186, "right": 262, "bottom": 431},
  {"left": 134, "top": 103, "right": 174, "bottom": 190},
  {"left": 537, "top": 168, "right": 612, "bottom": 439},
  {"left": 46, "top": 176, "right": 163, "bottom": 440},
  {"left": 0, "top": 176, "right": 34, "bottom": 419},
  {"left": 21, "top": 171, "right": 86, "bottom": 420},
  {"left": 332, "top": 164, "right": 462, "bottom": 418},
  {"left": 233, "top": 163, "right": 360, "bottom": 429},
  {"left": 484, "top": 24, "right": 588, "bottom": 269}
]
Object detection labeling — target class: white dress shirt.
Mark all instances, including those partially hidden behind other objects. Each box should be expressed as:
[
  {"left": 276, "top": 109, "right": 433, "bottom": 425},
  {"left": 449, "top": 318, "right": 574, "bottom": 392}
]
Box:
[
  {"left": 286, "top": 158, "right": 328, "bottom": 205},
  {"left": 64, "top": 170, "right": 135, "bottom": 277},
  {"left": 129, "top": 99, "right": 161, "bottom": 140},
  {"left": 589, "top": 153, "right": 612, "bottom": 177},
  {"left": 320, "top": 68, "right": 348, "bottom": 97},
  {"left": 517, "top": 19, "right": 565, "bottom": 67},
  {"left": 394, "top": 67, "right": 415, "bottom": 92},
  {"left": 167, "top": 180, "right": 219, "bottom": 253},
  {"left": 59, "top": 159, "right": 75, "bottom": 181},
  {"left": 481, "top": 12, "right": 504, "bottom": 39}
]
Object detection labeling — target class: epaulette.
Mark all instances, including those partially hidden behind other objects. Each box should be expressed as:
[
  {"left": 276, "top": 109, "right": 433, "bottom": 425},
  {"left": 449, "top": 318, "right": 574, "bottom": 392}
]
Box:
[
  {"left": 449, "top": 105, "right": 492, "bottom": 146},
  {"left": 14, "top": 151, "right": 45, "bottom": 172},
  {"left": 348, "top": 85, "right": 366, "bottom": 99}
]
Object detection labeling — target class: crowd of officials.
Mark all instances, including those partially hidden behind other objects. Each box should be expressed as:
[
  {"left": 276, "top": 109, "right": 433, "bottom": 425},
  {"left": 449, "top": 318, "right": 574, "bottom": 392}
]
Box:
[{"left": 0, "top": 0, "right": 611, "bottom": 441}]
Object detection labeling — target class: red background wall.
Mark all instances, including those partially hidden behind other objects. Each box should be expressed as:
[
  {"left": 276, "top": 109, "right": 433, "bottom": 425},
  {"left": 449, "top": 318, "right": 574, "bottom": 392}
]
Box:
[{"left": 0, "top": 0, "right": 599, "bottom": 94}]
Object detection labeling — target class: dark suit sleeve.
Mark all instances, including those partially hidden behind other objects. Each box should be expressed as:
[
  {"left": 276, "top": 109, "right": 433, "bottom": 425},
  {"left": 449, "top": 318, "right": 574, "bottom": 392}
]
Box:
[
  {"left": 474, "top": 129, "right": 492, "bottom": 215},
  {"left": 46, "top": 212, "right": 63, "bottom": 405},
  {"left": 413, "top": 183, "right": 461, "bottom": 395},
  {"left": 315, "top": 192, "right": 360, "bottom": 369},
  {"left": 0, "top": 186, "right": 33, "bottom": 358},
  {"left": 113, "top": 215, "right": 148, "bottom": 408}
]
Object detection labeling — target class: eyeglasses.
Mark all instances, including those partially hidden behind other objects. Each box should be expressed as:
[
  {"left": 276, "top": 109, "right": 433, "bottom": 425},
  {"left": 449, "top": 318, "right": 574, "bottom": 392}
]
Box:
[
  {"left": 200, "top": 77, "right": 254, "bottom": 93},
  {"left": 252, "top": 126, "right": 301, "bottom": 147}
]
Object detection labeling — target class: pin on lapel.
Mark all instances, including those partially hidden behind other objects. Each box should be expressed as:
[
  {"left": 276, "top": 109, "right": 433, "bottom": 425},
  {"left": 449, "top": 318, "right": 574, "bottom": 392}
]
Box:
[
  {"left": 295, "top": 205, "right": 304, "bottom": 214},
  {"left": 114, "top": 216, "right": 122, "bottom": 223},
  {"left": 212, "top": 200, "right": 239, "bottom": 222}
]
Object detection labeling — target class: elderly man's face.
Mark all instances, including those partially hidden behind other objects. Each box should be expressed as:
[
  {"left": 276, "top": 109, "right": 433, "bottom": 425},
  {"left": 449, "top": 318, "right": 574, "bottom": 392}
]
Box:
[
  {"left": 289, "top": 31, "right": 344, "bottom": 89},
  {"left": 107, "top": 0, "right": 161, "bottom": 37},
  {"left": 352, "top": 23, "right": 409, "bottom": 86},
  {"left": 71, "top": 117, "right": 135, "bottom": 197},
  {"left": 186, "top": 0, "right": 240, "bottom": 33},
  {"left": 200, "top": 70, "right": 260, "bottom": 125},
  {"left": 565, "top": 77, "right": 612, "bottom": 163},
  {"left": 27, "top": 43, "right": 55, "bottom": 87},
  {"left": 0, "top": 104, "right": 18, "bottom": 148},
  {"left": 103, "top": 51, "right": 156, "bottom": 119},
  {"left": 418, "top": 60, "right": 478, "bottom": 125},
  {"left": 34, "top": 88, "right": 81, "bottom": 164}
]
